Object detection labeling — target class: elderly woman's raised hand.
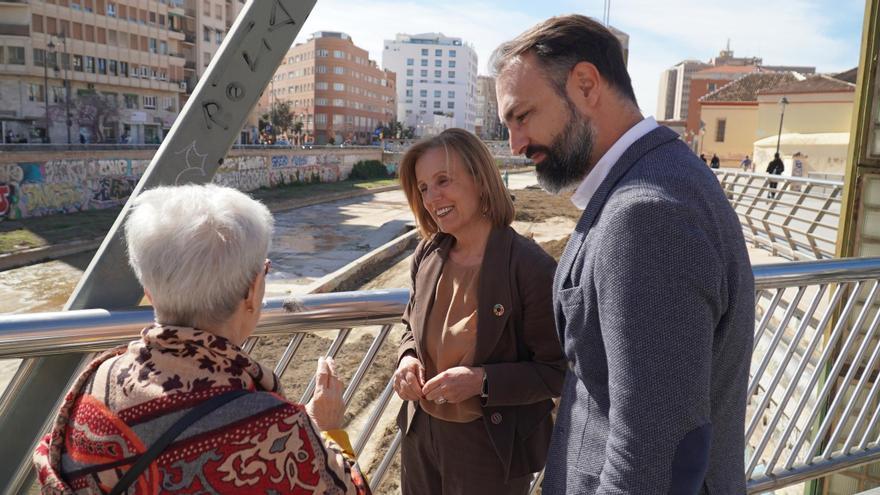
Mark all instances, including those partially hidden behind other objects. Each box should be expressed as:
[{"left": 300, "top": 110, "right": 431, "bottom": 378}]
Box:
[
  {"left": 306, "top": 357, "right": 345, "bottom": 431},
  {"left": 393, "top": 353, "right": 425, "bottom": 401}
]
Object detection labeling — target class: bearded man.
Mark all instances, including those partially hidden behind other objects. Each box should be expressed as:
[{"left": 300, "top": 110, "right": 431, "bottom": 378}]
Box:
[{"left": 493, "top": 15, "right": 755, "bottom": 495}]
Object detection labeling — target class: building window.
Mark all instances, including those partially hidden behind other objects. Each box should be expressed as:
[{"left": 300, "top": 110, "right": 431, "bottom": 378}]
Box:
[
  {"left": 316, "top": 98, "right": 328, "bottom": 105},
  {"left": 85, "top": 56, "right": 96, "bottom": 73},
  {"left": 708, "top": 83, "right": 717, "bottom": 92},
  {"left": 434, "top": 59, "right": 442, "bottom": 67},
  {"left": 448, "top": 91, "right": 455, "bottom": 98},
  {"left": 419, "top": 89, "right": 427, "bottom": 97},
  {"left": 434, "top": 101, "right": 441, "bottom": 109},
  {"left": 108, "top": 59, "right": 118, "bottom": 75},
  {"left": 449, "top": 60, "right": 456, "bottom": 68},
  {"left": 433, "top": 90, "right": 441, "bottom": 98},
  {"left": 120, "top": 61, "right": 128, "bottom": 76},
  {"left": 28, "top": 84, "right": 45, "bottom": 102},
  {"left": 216, "top": 31, "right": 223, "bottom": 44},
  {"left": 33, "top": 48, "right": 46, "bottom": 67},
  {"left": 203, "top": 27, "right": 211, "bottom": 42},
  {"left": 143, "top": 95, "right": 157, "bottom": 109},
  {"left": 333, "top": 66, "right": 344, "bottom": 75},
  {"left": 434, "top": 70, "right": 441, "bottom": 78},
  {"left": 7, "top": 47, "right": 25, "bottom": 65},
  {"left": 421, "top": 48, "right": 428, "bottom": 56},
  {"left": 124, "top": 94, "right": 138, "bottom": 109},
  {"left": 51, "top": 86, "right": 64, "bottom": 103},
  {"left": 316, "top": 114, "right": 327, "bottom": 124},
  {"left": 715, "top": 119, "right": 726, "bottom": 142},
  {"left": 160, "top": 41, "right": 167, "bottom": 55},
  {"left": 448, "top": 71, "right": 455, "bottom": 79},
  {"left": 435, "top": 49, "right": 442, "bottom": 56},
  {"left": 406, "top": 69, "right": 413, "bottom": 76},
  {"left": 448, "top": 101, "right": 455, "bottom": 109},
  {"left": 406, "top": 58, "right": 413, "bottom": 66},
  {"left": 420, "top": 59, "right": 428, "bottom": 67},
  {"left": 316, "top": 82, "right": 328, "bottom": 90},
  {"left": 406, "top": 79, "right": 413, "bottom": 87},
  {"left": 420, "top": 69, "right": 427, "bottom": 77},
  {"left": 149, "top": 38, "right": 157, "bottom": 53},
  {"left": 98, "top": 58, "right": 107, "bottom": 74},
  {"left": 333, "top": 83, "right": 345, "bottom": 91},
  {"left": 317, "top": 65, "right": 327, "bottom": 73},
  {"left": 449, "top": 49, "right": 456, "bottom": 57},
  {"left": 405, "top": 89, "right": 413, "bottom": 97},
  {"left": 316, "top": 49, "right": 329, "bottom": 57},
  {"left": 333, "top": 50, "right": 344, "bottom": 58},
  {"left": 333, "top": 99, "right": 344, "bottom": 107},
  {"left": 163, "top": 96, "right": 176, "bottom": 112}
]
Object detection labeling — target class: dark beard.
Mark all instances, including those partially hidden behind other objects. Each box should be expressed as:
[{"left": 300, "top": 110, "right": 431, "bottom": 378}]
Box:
[{"left": 527, "top": 109, "right": 595, "bottom": 194}]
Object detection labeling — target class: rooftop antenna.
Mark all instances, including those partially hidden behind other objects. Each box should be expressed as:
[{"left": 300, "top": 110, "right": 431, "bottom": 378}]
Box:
[{"left": 603, "top": 0, "right": 611, "bottom": 26}]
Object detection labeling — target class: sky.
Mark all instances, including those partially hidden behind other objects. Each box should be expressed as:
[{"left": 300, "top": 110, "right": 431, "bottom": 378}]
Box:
[{"left": 290, "top": 0, "right": 865, "bottom": 117}]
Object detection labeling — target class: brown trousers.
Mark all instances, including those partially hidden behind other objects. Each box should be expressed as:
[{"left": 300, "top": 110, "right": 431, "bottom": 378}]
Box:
[{"left": 400, "top": 411, "right": 531, "bottom": 495}]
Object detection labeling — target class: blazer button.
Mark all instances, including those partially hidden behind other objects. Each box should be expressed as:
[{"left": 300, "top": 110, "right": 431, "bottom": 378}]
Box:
[
  {"left": 492, "top": 304, "right": 505, "bottom": 317},
  {"left": 491, "top": 412, "right": 503, "bottom": 425}
]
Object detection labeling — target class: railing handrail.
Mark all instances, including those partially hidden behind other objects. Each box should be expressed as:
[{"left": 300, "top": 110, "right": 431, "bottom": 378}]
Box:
[
  {"left": 0, "top": 289, "right": 408, "bottom": 359},
  {"left": 714, "top": 169, "right": 845, "bottom": 187},
  {"left": 3, "top": 258, "right": 880, "bottom": 358}
]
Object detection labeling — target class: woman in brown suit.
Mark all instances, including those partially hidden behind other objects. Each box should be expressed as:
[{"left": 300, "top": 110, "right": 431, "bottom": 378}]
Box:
[{"left": 393, "top": 128, "right": 566, "bottom": 494}]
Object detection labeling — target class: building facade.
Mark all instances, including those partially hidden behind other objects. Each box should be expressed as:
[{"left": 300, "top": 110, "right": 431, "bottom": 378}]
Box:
[
  {"left": 656, "top": 60, "right": 710, "bottom": 121},
  {"left": 382, "top": 33, "right": 477, "bottom": 135},
  {"left": 0, "top": 0, "right": 195, "bottom": 144},
  {"left": 475, "top": 75, "right": 501, "bottom": 140},
  {"left": 260, "top": 31, "right": 396, "bottom": 145}
]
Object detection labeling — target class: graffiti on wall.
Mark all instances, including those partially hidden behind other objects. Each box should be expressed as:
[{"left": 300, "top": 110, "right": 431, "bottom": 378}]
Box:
[
  {"left": 0, "top": 158, "right": 149, "bottom": 220},
  {"left": 0, "top": 149, "right": 383, "bottom": 220}
]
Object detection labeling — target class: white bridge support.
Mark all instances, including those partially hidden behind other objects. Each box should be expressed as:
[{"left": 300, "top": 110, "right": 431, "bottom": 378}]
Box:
[{"left": 0, "top": 1, "right": 316, "bottom": 492}]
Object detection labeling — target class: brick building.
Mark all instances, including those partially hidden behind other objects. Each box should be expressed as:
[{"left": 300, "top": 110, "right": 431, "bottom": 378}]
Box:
[{"left": 260, "top": 31, "right": 396, "bottom": 145}]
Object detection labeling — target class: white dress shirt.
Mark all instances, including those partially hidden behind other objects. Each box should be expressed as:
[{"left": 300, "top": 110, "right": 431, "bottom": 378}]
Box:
[{"left": 569, "top": 116, "right": 659, "bottom": 210}]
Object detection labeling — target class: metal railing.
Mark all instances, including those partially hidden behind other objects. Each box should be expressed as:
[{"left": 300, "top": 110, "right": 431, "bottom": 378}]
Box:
[
  {"left": 3, "top": 259, "right": 880, "bottom": 493},
  {"left": 715, "top": 170, "right": 844, "bottom": 261}
]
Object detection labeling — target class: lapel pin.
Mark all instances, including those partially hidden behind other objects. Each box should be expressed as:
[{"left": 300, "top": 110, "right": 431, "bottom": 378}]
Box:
[{"left": 493, "top": 304, "right": 505, "bottom": 317}]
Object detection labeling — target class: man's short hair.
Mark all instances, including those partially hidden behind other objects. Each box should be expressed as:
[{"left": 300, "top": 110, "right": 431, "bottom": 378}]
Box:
[{"left": 491, "top": 14, "right": 637, "bottom": 106}]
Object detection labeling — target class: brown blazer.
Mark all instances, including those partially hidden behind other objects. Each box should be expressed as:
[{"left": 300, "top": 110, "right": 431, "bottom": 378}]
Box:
[{"left": 398, "top": 226, "right": 566, "bottom": 480}]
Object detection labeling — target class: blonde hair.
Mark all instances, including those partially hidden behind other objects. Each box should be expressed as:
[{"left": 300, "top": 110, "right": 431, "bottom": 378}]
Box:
[{"left": 399, "top": 128, "right": 514, "bottom": 238}]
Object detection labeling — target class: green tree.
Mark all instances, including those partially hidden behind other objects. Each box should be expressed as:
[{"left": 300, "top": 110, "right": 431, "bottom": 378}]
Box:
[{"left": 260, "top": 101, "right": 295, "bottom": 137}]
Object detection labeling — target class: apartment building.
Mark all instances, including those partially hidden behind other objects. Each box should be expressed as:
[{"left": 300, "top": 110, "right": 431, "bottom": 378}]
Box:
[
  {"left": 260, "top": 31, "right": 396, "bottom": 145},
  {"left": 0, "top": 0, "right": 189, "bottom": 144},
  {"left": 382, "top": 33, "right": 477, "bottom": 135},
  {"left": 475, "top": 75, "right": 501, "bottom": 140}
]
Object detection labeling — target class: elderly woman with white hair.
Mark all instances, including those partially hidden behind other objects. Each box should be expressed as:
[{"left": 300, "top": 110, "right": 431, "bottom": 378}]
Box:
[{"left": 33, "top": 184, "right": 371, "bottom": 495}]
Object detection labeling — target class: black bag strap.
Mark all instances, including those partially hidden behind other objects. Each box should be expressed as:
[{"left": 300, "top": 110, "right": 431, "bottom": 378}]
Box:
[{"left": 108, "top": 389, "right": 249, "bottom": 495}]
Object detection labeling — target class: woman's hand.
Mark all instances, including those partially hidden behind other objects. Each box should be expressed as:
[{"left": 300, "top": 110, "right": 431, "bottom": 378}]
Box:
[
  {"left": 422, "top": 366, "right": 483, "bottom": 404},
  {"left": 306, "top": 357, "right": 345, "bottom": 431},
  {"left": 393, "top": 354, "right": 425, "bottom": 401}
]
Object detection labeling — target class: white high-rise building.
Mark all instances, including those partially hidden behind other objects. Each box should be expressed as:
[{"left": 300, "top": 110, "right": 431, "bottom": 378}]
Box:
[{"left": 382, "top": 33, "right": 478, "bottom": 135}]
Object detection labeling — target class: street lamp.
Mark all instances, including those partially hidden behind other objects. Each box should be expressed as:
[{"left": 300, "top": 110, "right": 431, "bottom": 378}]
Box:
[
  {"left": 43, "top": 40, "right": 55, "bottom": 144},
  {"left": 775, "top": 96, "right": 789, "bottom": 155}
]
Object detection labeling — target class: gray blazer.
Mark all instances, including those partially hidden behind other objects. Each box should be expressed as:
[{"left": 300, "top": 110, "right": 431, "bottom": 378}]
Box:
[{"left": 543, "top": 126, "right": 755, "bottom": 494}]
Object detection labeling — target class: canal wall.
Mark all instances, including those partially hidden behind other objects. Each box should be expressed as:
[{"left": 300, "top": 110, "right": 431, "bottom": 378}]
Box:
[{"left": 0, "top": 147, "right": 384, "bottom": 220}]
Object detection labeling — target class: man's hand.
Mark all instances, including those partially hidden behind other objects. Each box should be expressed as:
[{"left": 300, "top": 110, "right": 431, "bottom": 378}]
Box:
[
  {"left": 306, "top": 357, "right": 345, "bottom": 431},
  {"left": 393, "top": 354, "right": 426, "bottom": 401},
  {"left": 422, "top": 366, "right": 483, "bottom": 404}
]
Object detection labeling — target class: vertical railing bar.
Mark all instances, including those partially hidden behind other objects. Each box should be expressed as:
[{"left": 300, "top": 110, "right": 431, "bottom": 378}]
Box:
[
  {"left": 0, "top": 359, "right": 35, "bottom": 420},
  {"left": 858, "top": 367, "right": 880, "bottom": 450},
  {"left": 745, "top": 284, "right": 826, "bottom": 441},
  {"left": 343, "top": 324, "right": 393, "bottom": 408},
  {"left": 529, "top": 469, "right": 545, "bottom": 495},
  {"left": 761, "top": 283, "right": 846, "bottom": 475},
  {"left": 353, "top": 378, "right": 396, "bottom": 455},
  {"left": 368, "top": 429, "right": 402, "bottom": 491},
  {"left": 748, "top": 286, "right": 807, "bottom": 398},
  {"left": 273, "top": 333, "right": 306, "bottom": 377},
  {"left": 841, "top": 319, "right": 880, "bottom": 454},
  {"left": 299, "top": 328, "right": 352, "bottom": 404},
  {"left": 784, "top": 280, "right": 878, "bottom": 469},
  {"left": 820, "top": 297, "right": 880, "bottom": 458},
  {"left": 241, "top": 336, "right": 259, "bottom": 354},
  {"left": 754, "top": 289, "right": 786, "bottom": 352}
]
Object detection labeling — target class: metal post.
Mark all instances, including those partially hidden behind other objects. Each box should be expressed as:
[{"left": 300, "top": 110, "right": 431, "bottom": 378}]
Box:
[
  {"left": 775, "top": 96, "right": 788, "bottom": 155},
  {"left": 60, "top": 33, "right": 72, "bottom": 145},
  {"left": 0, "top": 2, "right": 317, "bottom": 492},
  {"left": 42, "top": 41, "right": 54, "bottom": 144}
]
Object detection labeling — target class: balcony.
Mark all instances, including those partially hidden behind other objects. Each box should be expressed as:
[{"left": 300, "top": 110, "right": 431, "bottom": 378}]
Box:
[{"left": 0, "top": 23, "right": 29, "bottom": 37}]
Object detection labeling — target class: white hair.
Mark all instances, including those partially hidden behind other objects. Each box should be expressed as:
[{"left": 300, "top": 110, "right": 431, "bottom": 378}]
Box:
[{"left": 125, "top": 184, "right": 274, "bottom": 328}]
